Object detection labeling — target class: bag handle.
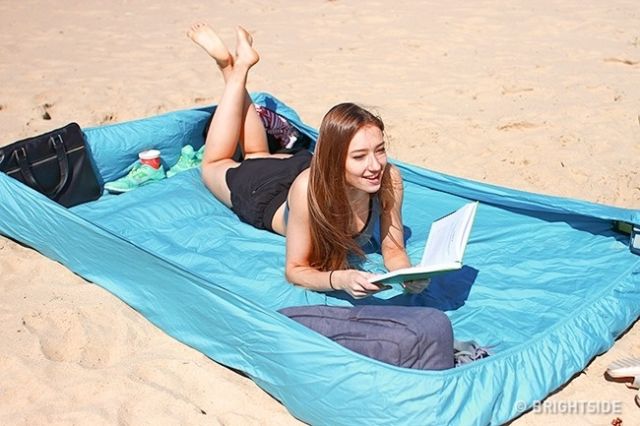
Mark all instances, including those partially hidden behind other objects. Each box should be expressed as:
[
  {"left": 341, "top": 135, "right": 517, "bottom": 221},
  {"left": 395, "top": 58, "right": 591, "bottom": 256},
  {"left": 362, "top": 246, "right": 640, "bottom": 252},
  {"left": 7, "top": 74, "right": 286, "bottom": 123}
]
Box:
[{"left": 14, "top": 135, "right": 70, "bottom": 198}]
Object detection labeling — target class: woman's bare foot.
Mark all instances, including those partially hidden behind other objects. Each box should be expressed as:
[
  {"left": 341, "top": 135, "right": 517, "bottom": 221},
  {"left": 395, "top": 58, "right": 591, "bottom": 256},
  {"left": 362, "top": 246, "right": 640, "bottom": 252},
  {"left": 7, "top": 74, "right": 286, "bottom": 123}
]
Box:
[
  {"left": 234, "top": 26, "right": 259, "bottom": 67},
  {"left": 187, "top": 23, "right": 233, "bottom": 69}
]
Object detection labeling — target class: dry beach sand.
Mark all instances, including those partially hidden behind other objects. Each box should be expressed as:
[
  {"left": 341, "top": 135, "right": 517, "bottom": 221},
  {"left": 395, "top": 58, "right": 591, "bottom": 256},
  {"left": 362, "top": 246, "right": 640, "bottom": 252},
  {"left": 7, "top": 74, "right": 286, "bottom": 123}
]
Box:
[{"left": 1, "top": 1, "right": 639, "bottom": 424}]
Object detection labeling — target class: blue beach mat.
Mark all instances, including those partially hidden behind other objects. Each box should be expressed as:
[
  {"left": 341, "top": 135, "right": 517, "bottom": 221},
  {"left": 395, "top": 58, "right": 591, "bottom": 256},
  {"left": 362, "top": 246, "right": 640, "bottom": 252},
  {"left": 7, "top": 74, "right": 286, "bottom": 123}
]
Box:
[{"left": 1, "top": 93, "right": 639, "bottom": 425}]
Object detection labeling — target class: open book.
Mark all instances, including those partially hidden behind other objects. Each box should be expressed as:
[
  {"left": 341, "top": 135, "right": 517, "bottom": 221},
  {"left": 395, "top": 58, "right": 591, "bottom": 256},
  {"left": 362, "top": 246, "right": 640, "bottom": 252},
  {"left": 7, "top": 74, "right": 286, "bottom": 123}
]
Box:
[{"left": 370, "top": 201, "right": 478, "bottom": 285}]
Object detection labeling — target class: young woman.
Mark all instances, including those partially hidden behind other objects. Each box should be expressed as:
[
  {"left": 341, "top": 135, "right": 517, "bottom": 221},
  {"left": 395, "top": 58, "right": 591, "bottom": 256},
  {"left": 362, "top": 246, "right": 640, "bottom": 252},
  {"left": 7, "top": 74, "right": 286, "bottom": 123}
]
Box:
[
  {"left": 187, "top": 23, "right": 460, "bottom": 371},
  {"left": 188, "top": 23, "right": 430, "bottom": 299}
]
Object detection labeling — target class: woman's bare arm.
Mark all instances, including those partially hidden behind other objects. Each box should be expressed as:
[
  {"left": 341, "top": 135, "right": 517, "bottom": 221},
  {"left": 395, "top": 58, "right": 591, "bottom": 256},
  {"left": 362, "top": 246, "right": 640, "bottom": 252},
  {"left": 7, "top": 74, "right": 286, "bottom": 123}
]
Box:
[
  {"left": 379, "top": 165, "right": 431, "bottom": 294},
  {"left": 379, "top": 165, "right": 412, "bottom": 270},
  {"left": 284, "top": 169, "right": 380, "bottom": 298}
]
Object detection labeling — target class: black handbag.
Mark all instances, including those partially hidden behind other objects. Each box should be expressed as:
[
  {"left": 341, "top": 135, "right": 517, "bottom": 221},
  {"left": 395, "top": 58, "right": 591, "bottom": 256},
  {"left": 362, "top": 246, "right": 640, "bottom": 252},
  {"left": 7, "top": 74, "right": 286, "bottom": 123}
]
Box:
[{"left": 0, "top": 123, "right": 101, "bottom": 207}]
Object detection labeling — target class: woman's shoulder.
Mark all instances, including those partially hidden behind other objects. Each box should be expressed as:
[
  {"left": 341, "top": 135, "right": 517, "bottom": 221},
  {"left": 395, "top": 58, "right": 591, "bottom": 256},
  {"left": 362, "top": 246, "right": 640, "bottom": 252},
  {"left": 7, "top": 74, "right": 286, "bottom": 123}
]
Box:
[
  {"left": 292, "top": 167, "right": 310, "bottom": 187},
  {"left": 288, "top": 167, "right": 310, "bottom": 205}
]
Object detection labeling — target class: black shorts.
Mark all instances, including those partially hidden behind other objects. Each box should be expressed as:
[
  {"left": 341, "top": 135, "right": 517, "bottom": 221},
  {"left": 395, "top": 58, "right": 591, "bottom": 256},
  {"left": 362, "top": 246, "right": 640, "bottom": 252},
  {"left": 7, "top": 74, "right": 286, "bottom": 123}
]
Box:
[{"left": 225, "top": 150, "right": 312, "bottom": 232}]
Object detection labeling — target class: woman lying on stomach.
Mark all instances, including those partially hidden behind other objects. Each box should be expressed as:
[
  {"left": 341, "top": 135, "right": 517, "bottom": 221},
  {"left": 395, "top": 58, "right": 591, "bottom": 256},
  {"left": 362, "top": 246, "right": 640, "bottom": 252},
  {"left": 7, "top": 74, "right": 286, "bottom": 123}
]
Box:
[{"left": 189, "top": 23, "right": 458, "bottom": 370}]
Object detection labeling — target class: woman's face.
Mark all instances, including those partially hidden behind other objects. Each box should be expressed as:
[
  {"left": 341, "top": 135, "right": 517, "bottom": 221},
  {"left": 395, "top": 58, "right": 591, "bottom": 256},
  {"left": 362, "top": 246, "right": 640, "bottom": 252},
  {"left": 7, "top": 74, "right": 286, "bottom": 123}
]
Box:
[{"left": 344, "top": 125, "right": 387, "bottom": 194}]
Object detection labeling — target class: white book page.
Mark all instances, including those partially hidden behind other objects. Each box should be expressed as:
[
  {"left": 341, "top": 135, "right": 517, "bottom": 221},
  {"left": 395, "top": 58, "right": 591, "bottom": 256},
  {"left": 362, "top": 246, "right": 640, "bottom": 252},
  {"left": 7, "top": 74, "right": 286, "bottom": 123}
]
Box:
[
  {"left": 369, "top": 201, "right": 478, "bottom": 286},
  {"left": 420, "top": 202, "right": 478, "bottom": 267},
  {"left": 369, "top": 262, "right": 463, "bottom": 285}
]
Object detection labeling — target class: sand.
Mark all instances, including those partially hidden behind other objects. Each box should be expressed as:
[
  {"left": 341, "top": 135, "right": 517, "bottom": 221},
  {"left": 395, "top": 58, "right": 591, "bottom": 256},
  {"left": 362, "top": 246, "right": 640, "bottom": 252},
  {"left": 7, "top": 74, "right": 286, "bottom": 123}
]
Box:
[{"left": 1, "top": 0, "right": 638, "bottom": 424}]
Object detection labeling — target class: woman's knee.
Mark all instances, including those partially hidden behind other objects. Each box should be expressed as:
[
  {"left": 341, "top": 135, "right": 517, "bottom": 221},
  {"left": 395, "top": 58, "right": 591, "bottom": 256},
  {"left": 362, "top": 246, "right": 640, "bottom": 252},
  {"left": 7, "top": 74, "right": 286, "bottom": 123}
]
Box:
[{"left": 201, "top": 161, "right": 236, "bottom": 207}]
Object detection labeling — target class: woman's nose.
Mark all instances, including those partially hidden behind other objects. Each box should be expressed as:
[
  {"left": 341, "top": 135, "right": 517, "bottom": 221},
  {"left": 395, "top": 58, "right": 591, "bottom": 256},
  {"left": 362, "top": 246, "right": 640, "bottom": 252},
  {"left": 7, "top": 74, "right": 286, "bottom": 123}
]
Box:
[{"left": 367, "top": 154, "right": 382, "bottom": 171}]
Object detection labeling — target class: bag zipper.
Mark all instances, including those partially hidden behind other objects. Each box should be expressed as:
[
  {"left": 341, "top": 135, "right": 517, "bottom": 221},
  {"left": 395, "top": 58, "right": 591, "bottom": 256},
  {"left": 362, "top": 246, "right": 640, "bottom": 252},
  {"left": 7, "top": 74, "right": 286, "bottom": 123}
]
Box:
[{"left": 2, "top": 145, "right": 84, "bottom": 174}]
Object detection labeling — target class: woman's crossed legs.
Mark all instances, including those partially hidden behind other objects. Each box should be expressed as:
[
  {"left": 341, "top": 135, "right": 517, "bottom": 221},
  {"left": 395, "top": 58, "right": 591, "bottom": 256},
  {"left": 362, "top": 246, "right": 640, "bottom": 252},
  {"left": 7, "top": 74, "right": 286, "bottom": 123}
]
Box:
[{"left": 188, "top": 23, "right": 278, "bottom": 208}]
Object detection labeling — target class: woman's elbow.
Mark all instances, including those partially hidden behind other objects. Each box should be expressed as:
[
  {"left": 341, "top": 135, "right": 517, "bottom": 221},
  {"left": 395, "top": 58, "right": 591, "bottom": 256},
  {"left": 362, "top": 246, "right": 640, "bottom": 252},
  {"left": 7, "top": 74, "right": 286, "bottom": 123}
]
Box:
[
  {"left": 285, "top": 262, "right": 309, "bottom": 286},
  {"left": 284, "top": 265, "right": 296, "bottom": 284},
  {"left": 383, "top": 247, "right": 410, "bottom": 270}
]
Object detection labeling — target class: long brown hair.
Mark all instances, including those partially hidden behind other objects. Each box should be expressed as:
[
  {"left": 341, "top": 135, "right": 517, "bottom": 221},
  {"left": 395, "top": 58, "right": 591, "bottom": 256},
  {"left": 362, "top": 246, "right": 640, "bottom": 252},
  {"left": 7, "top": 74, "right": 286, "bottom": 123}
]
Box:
[{"left": 308, "top": 103, "right": 395, "bottom": 271}]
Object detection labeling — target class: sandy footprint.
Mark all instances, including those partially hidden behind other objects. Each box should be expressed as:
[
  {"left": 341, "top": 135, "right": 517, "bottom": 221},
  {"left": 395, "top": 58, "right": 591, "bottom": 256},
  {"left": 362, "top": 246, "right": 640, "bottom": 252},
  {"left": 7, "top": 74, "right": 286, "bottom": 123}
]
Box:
[
  {"left": 0, "top": 254, "right": 18, "bottom": 277},
  {"left": 0, "top": 354, "right": 58, "bottom": 415},
  {"left": 22, "top": 304, "right": 147, "bottom": 368},
  {"left": 126, "top": 358, "right": 301, "bottom": 425}
]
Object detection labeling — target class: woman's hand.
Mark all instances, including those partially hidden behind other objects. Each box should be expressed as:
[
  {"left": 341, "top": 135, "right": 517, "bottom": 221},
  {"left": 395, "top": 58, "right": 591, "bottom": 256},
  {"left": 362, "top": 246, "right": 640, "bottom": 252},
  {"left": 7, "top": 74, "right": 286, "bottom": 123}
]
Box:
[
  {"left": 403, "top": 278, "right": 431, "bottom": 294},
  {"left": 332, "top": 270, "right": 382, "bottom": 299}
]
